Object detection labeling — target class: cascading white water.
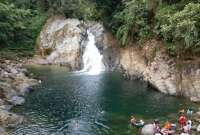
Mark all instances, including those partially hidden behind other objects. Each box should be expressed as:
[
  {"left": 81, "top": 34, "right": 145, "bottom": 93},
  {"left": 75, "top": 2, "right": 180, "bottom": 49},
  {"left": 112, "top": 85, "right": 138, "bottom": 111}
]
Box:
[{"left": 81, "top": 31, "right": 105, "bottom": 75}]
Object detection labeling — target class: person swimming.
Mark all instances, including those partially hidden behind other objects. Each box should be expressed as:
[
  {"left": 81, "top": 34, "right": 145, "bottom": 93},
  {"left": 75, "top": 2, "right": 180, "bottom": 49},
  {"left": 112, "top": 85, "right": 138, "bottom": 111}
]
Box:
[
  {"left": 130, "top": 115, "right": 136, "bottom": 126},
  {"left": 130, "top": 115, "right": 145, "bottom": 128}
]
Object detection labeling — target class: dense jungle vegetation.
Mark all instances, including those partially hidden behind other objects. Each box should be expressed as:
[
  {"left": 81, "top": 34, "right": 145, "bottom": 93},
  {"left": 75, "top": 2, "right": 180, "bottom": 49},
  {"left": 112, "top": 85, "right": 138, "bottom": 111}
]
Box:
[{"left": 0, "top": 0, "right": 200, "bottom": 58}]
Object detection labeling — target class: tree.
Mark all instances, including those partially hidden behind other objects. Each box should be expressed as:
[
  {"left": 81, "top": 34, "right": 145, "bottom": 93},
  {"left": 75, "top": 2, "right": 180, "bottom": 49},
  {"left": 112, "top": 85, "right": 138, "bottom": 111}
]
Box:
[
  {"left": 111, "top": 0, "right": 153, "bottom": 46},
  {"left": 160, "top": 3, "right": 200, "bottom": 56},
  {"left": 0, "top": 2, "right": 31, "bottom": 46}
]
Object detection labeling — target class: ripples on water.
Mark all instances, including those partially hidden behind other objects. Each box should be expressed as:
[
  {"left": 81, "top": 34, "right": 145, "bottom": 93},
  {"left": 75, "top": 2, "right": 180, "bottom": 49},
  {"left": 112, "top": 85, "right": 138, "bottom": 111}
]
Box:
[{"left": 10, "top": 65, "right": 193, "bottom": 135}]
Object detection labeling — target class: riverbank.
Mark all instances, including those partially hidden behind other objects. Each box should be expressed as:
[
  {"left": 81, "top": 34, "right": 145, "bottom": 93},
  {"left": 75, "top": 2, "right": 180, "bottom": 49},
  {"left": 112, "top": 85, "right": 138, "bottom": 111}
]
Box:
[{"left": 0, "top": 58, "right": 38, "bottom": 134}]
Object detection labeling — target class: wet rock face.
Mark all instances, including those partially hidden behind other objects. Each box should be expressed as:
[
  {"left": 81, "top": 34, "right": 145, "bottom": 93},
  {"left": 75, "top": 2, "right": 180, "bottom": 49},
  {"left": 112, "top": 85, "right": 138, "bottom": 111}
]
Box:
[
  {"left": 35, "top": 16, "right": 87, "bottom": 70},
  {"left": 88, "top": 23, "right": 121, "bottom": 71},
  {"left": 35, "top": 17, "right": 121, "bottom": 71}
]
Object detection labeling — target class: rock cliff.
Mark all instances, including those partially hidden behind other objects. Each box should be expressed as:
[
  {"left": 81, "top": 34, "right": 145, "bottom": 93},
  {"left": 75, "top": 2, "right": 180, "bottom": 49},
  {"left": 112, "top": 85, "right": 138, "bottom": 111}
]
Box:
[
  {"left": 35, "top": 16, "right": 200, "bottom": 101},
  {"left": 117, "top": 40, "right": 200, "bottom": 100}
]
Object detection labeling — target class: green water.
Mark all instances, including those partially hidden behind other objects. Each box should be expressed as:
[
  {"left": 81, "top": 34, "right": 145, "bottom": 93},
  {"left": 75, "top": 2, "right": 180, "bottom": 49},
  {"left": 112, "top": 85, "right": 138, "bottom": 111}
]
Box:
[{"left": 10, "top": 65, "right": 193, "bottom": 135}]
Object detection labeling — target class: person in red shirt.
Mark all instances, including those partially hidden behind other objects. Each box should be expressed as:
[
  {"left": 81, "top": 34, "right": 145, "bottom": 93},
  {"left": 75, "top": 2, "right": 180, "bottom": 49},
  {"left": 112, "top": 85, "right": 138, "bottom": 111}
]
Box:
[{"left": 179, "top": 115, "right": 186, "bottom": 128}]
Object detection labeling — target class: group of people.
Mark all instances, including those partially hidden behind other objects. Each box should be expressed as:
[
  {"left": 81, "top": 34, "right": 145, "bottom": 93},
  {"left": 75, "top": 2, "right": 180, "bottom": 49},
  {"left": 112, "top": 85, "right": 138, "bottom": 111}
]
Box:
[
  {"left": 130, "top": 108, "right": 193, "bottom": 135},
  {"left": 179, "top": 108, "right": 193, "bottom": 135}
]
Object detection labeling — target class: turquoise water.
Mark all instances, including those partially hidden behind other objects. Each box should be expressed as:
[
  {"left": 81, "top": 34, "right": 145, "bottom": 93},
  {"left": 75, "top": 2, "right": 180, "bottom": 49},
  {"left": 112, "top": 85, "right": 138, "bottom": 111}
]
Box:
[{"left": 10, "top": 65, "right": 193, "bottom": 135}]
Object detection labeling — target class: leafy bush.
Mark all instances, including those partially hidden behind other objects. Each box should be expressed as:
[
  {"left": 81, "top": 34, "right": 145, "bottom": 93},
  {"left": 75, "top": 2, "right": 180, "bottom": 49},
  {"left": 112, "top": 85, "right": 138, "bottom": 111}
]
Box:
[
  {"left": 159, "top": 3, "right": 200, "bottom": 55},
  {"left": 2, "top": 0, "right": 200, "bottom": 58},
  {"left": 34, "top": 0, "right": 101, "bottom": 21},
  {"left": 0, "top": 1, "right": 47, "bottom": 58},
  {"left": 0, "top": 2, "right": 31, "bottom": 46},
  {"left": 154, "top": 4, "right": 178, "bottom": 38},
  {"left": 111, "top": 0, "right": 153, "bottom": 46}
]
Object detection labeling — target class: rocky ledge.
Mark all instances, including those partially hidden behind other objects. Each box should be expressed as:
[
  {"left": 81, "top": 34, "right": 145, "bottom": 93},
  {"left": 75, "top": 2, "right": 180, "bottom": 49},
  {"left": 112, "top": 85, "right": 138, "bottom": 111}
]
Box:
[{"left": 0, "top": 59, "right": 38, "bottom": 134}]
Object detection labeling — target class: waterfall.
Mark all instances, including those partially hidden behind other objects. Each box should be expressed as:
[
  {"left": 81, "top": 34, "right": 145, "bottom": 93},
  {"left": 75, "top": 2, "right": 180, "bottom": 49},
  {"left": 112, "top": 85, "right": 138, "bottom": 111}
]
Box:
[{"left": 81, "top": 31, "right": 105, "bottom": 75}]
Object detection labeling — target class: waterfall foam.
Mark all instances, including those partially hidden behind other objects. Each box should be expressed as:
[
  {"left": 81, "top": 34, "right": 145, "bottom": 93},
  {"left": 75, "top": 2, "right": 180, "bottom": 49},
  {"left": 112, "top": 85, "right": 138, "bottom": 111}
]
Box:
[{"left": 81, "top": 31, "right": 105, "bottom": 75}]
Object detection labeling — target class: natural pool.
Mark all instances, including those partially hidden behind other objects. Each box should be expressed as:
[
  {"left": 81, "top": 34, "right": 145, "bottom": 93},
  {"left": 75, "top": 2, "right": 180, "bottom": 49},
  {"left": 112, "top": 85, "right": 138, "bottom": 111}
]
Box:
[{"left": 10, "top": 65, "right": 194, "bottom": 135}]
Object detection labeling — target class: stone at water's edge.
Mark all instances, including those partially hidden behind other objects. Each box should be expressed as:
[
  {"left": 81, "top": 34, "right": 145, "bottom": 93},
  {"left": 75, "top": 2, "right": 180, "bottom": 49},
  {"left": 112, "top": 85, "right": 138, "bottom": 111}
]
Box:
[
  {"left": 0, "top": 127, "right": 8, "bottom": 135},
  {"left": 141, "top": 124, "right": 155, "bottom": 135},
  {"left": 191, "top": 97, "right": 200, "bottom": 103},
  {"left": 0, "top": 60, "right": 38, "bottom": 134},
  {"left": 0, "top": 110, "right": 23, "bottom": 127},
  {"left": 8, "top": 96, "right": 25, "bottom": 105}
]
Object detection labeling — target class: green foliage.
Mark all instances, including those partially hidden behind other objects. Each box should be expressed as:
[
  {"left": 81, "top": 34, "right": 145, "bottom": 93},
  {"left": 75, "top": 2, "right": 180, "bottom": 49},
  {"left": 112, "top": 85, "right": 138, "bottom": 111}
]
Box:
[
  {"left": 107, "top": 0, "right": 200, "bottom": 57},
  {"left": 159, "top": 3, "right": 200, "bottom": 55},
  {"left": 36, "top": 0, "right": 101, "bottom": 21},
  {"left": 0, "top": 1, "right": 47, "bottom": 58},
  {"left": 111, "top": 0, "right": 153, "bottom": 46},
  {"left": 155, "top": 4, "right": 178, "bottom": 39},
  {"left": 1, "top": 0, "right": 200, "bottom": 58},
  {"left": 0, "top": 2, "right": 31, "bottom": 46}
]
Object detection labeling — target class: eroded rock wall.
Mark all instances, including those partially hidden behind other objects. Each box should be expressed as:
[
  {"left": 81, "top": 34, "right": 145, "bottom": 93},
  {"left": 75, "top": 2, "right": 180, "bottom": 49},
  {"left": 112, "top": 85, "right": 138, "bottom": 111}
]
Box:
[
  {"left": 34, "top": 16, "right": 87, "bottom": 70},
  {"left": 117, "top": 39, "right": 200, "bottom": 100}
]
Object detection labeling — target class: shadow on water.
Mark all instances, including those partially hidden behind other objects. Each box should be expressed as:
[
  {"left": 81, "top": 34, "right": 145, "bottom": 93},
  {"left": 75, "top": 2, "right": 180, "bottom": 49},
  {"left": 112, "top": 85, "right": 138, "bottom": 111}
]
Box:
[{"left": 10, "top": 65, "right": 194, "bottom": 135}]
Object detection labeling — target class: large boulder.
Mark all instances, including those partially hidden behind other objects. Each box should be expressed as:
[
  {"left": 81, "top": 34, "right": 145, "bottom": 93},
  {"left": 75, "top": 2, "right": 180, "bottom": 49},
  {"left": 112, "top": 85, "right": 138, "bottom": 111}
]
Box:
[
  {"left": 141, "top": 124, "right": 155, "bottom": 135},
  {"left": 35, "top": 16, "right": 87, "bottom": 70}
]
